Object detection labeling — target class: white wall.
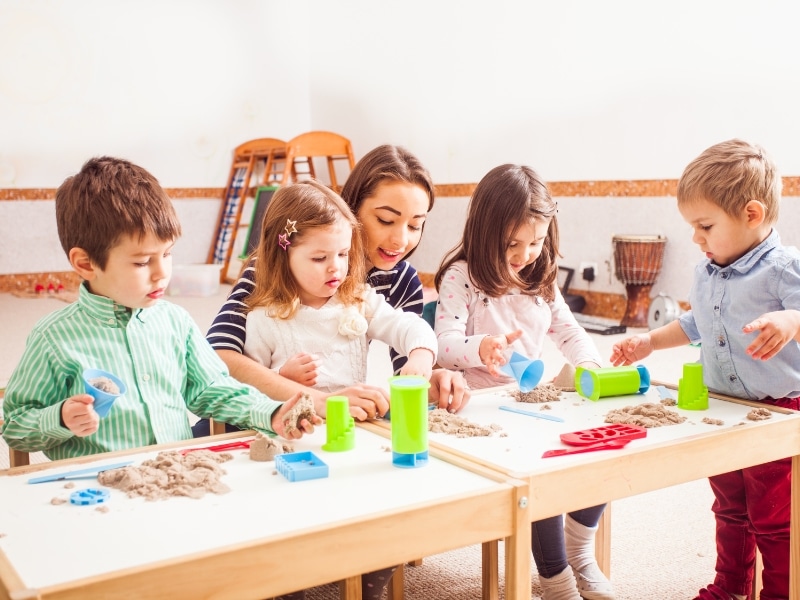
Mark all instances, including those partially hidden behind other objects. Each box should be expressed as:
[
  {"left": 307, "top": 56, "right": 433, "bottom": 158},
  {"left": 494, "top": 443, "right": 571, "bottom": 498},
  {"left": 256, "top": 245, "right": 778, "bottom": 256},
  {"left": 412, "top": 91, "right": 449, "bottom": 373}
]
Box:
[
  {"left": 3, "top": 0, "right": 800, "bottom": 297},
  {"left": 415, "top": 194, "right": 800, "bottom": 303}
]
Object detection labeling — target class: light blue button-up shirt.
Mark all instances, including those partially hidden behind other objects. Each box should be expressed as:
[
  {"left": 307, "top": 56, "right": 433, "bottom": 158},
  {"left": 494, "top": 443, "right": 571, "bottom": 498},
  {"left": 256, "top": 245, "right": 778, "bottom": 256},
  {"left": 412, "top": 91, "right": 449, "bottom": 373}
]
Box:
[{"left": 678, "top": 229, "right": 800, "bottom": 400}]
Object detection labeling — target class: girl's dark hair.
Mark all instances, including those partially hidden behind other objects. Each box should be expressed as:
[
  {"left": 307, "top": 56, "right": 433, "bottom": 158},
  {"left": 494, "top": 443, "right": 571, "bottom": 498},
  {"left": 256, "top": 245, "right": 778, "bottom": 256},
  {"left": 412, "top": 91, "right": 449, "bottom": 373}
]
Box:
[
  {"left": 434, "top": 164, "right": 560, "bottom": 301},
  {"left": 339, "top": 144, "right": 435, "bottom": 260}
]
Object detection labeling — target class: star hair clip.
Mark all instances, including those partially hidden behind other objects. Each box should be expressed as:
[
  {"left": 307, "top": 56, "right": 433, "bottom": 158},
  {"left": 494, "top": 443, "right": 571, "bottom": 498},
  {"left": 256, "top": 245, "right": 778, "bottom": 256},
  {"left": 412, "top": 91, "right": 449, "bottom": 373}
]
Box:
[{"left": 278, "top": 219, "right": 298, "bottom": 251}]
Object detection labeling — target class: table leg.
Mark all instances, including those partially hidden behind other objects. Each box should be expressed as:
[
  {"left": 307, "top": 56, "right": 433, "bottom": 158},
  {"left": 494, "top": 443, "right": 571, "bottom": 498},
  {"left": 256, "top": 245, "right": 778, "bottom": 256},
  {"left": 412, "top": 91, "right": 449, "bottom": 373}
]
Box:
[
  {"left": 339, "top": 575, "right": 361, "bottom": 600},
  {"left": 481, "top": 540, "right": 499, "bottom": 600},
  {"left": 596, "top": 504, "right": 612, "bottom": 577}
]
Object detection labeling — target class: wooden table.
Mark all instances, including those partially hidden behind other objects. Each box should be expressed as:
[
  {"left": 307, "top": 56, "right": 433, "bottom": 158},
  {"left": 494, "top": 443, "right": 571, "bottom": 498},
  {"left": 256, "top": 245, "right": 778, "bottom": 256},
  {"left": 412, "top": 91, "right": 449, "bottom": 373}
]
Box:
[
  {"left": 0, "top": 427, "right": 530, "bottom": 600},
  {"left": 364, "top": 382, "right": 800, "bottom": 599}
]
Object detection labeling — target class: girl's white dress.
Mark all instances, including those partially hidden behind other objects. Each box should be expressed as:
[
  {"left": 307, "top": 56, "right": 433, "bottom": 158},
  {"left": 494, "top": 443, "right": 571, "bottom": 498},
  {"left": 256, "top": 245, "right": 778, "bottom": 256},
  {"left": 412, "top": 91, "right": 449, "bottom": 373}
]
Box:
[{"left": 244, "top": 286, "right": 437, "bottom": 392}]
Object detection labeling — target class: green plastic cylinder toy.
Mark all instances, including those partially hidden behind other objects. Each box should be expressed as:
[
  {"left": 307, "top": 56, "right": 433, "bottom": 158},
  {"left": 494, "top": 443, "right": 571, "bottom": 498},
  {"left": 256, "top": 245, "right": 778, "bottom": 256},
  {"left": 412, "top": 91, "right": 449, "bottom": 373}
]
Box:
[
  {"left": 322, "top": 396, "right": 356, "bottom": 452},
  {"left": 677, "top": 363, "right": 708, "bottom": 410},
  {"left": 575, "top": 365, "right": 651, "bottom": 401},
  {"left": 389, "top": 375, "right": 431, "bottom": 468}
]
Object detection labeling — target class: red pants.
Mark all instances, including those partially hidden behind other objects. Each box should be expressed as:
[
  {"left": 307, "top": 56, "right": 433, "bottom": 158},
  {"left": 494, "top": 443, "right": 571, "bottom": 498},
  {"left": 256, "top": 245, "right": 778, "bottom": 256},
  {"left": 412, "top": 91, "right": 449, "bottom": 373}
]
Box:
[{"left": 708, "top": 396, "right": 798, "bottom": 600}]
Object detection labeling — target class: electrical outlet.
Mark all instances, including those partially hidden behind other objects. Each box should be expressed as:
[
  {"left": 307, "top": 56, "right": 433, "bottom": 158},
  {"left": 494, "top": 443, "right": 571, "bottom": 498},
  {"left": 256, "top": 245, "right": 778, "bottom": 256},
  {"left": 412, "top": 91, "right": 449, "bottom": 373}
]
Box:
[{"left": 579, "top": 261, "right": 598, "bottom": 282}]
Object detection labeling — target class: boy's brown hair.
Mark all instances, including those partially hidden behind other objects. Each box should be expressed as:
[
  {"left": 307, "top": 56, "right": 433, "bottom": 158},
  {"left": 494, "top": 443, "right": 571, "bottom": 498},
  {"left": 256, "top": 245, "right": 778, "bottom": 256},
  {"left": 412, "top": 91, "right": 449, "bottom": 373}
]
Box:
[
  {"left": 677, "top": 138, "right": 782, "bottom": 224},
  {"left": 55, "top": 156, "right": 181, "bottom": 269},
  {"left": 435, "top": 164, "right": 560, "bottom": 301},
  {"left": 339, "top": 144, "right": 435, "bottom": 261},
  {"left": 246, "top": 180, "right": 366, "bottom": 319}
]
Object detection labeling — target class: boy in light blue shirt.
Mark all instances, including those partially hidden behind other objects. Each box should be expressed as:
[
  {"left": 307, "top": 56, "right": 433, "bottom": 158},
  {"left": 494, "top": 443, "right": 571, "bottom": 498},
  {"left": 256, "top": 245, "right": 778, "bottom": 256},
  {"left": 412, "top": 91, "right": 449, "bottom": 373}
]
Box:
[{"left": 610, "top": 139, "right": 800, "bottom": 600}]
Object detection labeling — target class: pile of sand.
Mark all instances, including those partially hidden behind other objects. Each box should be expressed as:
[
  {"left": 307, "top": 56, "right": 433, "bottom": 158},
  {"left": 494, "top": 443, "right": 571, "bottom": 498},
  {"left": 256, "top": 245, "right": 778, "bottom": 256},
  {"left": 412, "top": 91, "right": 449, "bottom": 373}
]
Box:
[
  {"left": 429, "top": 408, "right": 502, "bottom": 437},
  {"left": 605, "top": 402, "right": 687, "bottom": 428},
  {"left": 746, "top": 407, "right": 772, "bottom": 421},
  {"left": 283, "top": 393, "right": 316, "bottom": 436},
  {"left": 97, "top": 450, "right": 232, "bottom": 501},
  {"left": 249, "top": 432, "right": 294, "bottom": 461},
  {"left": 511, "top": 384, "right": 562, "bottom": 404}
]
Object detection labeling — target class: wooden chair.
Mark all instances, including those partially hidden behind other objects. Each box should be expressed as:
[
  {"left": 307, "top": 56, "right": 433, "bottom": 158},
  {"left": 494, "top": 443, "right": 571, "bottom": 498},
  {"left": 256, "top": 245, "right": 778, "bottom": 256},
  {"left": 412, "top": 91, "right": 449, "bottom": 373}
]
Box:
[
  {"left": 280, "top": 131, "right": 356, "bottom": 191},
  {"left": 1, "top": 419, "right": 31, "bottom": 468}
]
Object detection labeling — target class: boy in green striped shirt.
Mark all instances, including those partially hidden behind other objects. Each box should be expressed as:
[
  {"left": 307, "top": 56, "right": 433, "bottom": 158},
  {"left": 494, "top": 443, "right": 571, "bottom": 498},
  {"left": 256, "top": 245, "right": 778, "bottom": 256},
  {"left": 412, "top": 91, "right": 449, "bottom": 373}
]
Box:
[{"left": 2, "top": 156, "right": 319, "bottom": 461}]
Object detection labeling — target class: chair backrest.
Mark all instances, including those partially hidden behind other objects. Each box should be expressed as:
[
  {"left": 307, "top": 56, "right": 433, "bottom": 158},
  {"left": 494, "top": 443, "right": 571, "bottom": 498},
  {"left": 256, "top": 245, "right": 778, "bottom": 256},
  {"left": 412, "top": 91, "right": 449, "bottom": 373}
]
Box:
[
  {"left": 231, "top": 137, "right": 287, "bottom": 186},
  {"left": 280, "top": 131, "right": 356, "bottom": 190}
]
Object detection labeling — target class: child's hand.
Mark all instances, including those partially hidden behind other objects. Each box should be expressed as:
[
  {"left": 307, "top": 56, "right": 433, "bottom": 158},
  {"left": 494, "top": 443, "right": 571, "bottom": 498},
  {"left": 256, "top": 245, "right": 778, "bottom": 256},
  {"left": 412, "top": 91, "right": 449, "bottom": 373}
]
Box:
[
  {"left": 743, "top": 310, "right": 800, "bottom": 361},
  {"left": 61, "top": 394, "right": 100, "bottom": 437},
  {"left": 400, "top": 348, "right": 435, "bottom": 381},
  {"left": 428, "top": 368, "right": 471, "bottom": 413},
  {"left": 609, "top": 334, "right": 653, "bottom": 366},
  {"left": 479, "top": 329, "right": 523, "bottom": 377},
  {"left": 278, "top": 353, "right": 319, "bottom": 386},
  {"left": 271, "top": 392, "right": 324, "bottom": 439}
]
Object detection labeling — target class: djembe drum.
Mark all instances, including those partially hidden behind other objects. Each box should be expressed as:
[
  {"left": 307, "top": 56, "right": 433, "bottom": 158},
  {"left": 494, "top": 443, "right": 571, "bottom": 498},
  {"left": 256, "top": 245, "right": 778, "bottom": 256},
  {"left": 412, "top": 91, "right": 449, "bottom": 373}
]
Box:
[{"left": 612, "top": 235, "right": 667, "bottom": 327}]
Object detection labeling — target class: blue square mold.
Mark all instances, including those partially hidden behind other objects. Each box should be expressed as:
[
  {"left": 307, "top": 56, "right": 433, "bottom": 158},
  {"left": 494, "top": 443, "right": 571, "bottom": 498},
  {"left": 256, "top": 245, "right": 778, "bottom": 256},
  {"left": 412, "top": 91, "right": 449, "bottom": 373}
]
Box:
[{"left": 275, "top": 451, "right": 329, "bottom": 482}]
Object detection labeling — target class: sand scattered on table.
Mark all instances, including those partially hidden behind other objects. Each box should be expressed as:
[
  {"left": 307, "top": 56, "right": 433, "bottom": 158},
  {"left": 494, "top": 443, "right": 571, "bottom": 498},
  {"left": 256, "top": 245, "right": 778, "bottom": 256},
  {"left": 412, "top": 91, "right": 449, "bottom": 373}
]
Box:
[
  {"left": 511, "top": 384, "right": 562, "bottom": 404},
  {"left": 95, "top": 505, "right": 109, "bottom": 513},
  {"left": 660, "top": 397, "right": 677, "bottom": 407},
  {"left": 746, "top": 407, "right": 772, "bottom": 421},
  {"left": 97, "top": 450, "right": 232, "bottom": 501},
  {"left": 64, "top": 482, "right": 75, "bottom": 489},
  {"left": 249, "top": 432, "right": 293, "bottom": 461},
  {"left": 702, "top": 417, "right": 724, "bottom": 426},
  {"left": 50, "top": 497, "right": 67, "bottom": 505},
  {"left": 283, "top": 393, "right": 316, "bottom": 436},
  {"left": 552, "top": 363, "right": 576, "bottom": 392},
  {"left": 428, "top": 408, "right": 502, "bottom": 437},
  {"left": 605, "top": 402, "right": 687, "bottom": 428},
  {"left": 89, "top": 376, "right": 119, "bottom": 394}
]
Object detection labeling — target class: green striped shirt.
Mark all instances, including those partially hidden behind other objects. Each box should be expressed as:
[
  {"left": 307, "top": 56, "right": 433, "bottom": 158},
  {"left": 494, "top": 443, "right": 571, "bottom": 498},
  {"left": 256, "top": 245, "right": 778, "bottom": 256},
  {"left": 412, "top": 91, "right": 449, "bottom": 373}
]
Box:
[{"left": 2, "top": 283, "right": 282, "bottom": 460}]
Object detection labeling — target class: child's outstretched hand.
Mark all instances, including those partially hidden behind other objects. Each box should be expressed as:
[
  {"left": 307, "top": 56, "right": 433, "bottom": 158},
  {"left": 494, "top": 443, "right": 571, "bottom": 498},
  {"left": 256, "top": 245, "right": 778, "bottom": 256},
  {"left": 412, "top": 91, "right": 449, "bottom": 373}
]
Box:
[
  {"left": 400, "top": 348, "right": 435, "bottom": 381},
  {"left": 271, "top": 392, "right": 324, "bottom": 439},
  {"left": 610, "top": 333, "right": 653, "bottom": 366},
  {"left": 743, "top": 310, "right": 800, "bottom": 361},
  {"left": 279, "top": 352, "right": 319, "bottom": 386},
  {"left": 479, "top": 329, "right": 523, "bottom": 377},
  {"left": 61, "top": 394, "right": 100, "bottom": 437}
]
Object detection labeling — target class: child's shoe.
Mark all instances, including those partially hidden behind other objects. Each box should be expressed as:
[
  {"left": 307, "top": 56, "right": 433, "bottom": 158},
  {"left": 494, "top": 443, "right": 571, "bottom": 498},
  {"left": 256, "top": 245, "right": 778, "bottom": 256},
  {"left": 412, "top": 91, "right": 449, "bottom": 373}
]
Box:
[
  {"left": 564, "top": 516, "right": 615, "bottom": 600},
  {"left": 537, "top": 565, "right": 582, "bottom": 600},
  {"left": 693, "top": 584, "right": 746, "bottom": 600}
]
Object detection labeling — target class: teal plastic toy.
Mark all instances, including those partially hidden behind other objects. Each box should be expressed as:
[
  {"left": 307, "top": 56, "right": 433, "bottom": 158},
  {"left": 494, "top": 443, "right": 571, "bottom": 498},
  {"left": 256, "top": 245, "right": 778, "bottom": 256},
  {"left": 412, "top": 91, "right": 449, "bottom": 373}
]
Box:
[
  {"left": 322, "top": 396, "right": 356, "bottom": 452},
  {"left": 389, "top": 375, "right": 431, "bottom": 468},
  {"left": 82, "top": 368, "right": 127, "bottom": 417},
  {"left": 575, "top": 365, "right": 651, "bottom": 401},
  {"left": 677, "top": 363, "right": 708, "bottom": 410},
  {"left": 499, "top": 351, "right": 544, "bottom": 392}
]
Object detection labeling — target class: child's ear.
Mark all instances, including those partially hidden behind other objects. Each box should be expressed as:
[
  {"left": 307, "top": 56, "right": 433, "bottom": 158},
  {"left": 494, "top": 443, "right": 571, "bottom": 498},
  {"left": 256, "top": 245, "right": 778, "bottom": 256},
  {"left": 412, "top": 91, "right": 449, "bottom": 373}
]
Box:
[
  {"left": 744, "top": 200, "right": 766, "bottom": 228},
  {"left": 68, "top": 248, "right": 98, "bottom": 280}
]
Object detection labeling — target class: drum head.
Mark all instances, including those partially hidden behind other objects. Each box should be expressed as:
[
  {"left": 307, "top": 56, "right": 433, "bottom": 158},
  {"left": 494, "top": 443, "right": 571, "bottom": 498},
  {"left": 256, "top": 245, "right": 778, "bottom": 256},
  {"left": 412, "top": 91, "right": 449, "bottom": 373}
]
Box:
[{"left": 647, "top": 294, "right": 680, "bottom": 330}]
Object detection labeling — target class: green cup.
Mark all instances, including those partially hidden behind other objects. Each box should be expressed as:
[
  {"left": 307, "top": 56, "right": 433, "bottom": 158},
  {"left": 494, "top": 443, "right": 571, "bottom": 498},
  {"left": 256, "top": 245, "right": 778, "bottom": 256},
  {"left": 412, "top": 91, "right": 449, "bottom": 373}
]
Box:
[
  {"left": 322, "top": 396, "right": 356, "bottom": 452},
  {"left": 575, "top": 365, "right": 651, "bottom": 401},
  {"left": 677, "top": 363, "right": 708, "bottom": 410},
  {"left": 389, "top": 375, "right": 431, "bottom": 468}
]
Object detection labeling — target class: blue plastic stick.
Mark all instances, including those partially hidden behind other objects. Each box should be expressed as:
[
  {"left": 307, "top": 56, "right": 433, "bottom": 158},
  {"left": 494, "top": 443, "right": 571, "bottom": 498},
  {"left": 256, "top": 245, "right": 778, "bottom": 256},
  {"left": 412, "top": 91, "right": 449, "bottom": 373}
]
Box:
[
  {"left": 27, "top": 461, "right": 133, "bottom": 484},
  {"left": 499, "top": 405, "right": 565, "bottom": 423}
]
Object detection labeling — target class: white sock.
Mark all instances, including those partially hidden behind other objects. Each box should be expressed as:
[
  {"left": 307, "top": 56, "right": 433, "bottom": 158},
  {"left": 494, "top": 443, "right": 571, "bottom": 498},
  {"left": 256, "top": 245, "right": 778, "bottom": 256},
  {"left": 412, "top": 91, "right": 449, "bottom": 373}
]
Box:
[{"left": 538, "top": 566, "right": 582, "bottom": 600}]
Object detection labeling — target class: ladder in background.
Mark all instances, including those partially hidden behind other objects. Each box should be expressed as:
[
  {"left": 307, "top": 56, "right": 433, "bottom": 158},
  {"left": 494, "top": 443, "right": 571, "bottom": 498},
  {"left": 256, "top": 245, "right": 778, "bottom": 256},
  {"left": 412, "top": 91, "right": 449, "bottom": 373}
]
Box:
[{"left": 207, "top": 138, "right": 286, "bottom": 282}]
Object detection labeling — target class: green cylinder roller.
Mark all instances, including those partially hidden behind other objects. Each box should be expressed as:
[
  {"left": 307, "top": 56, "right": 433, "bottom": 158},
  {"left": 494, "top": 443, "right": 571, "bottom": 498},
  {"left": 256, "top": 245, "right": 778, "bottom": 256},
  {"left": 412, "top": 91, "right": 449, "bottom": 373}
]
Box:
[
  {"left": 389, "top": 375, "right": 431, "bottom": 468},
  {"left": 322, "top": 396, "right": 356, "bottom": 452},
  {"left": 575, "top": 365, "right": 651, "bottom": 401},
  {"left": 678, "top": 363, "right": 708, "bottom": 410}
]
